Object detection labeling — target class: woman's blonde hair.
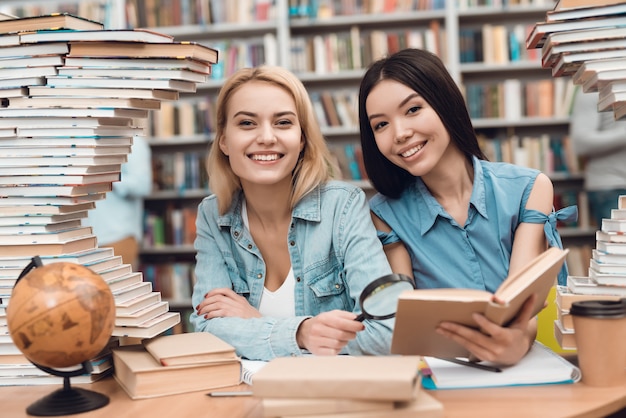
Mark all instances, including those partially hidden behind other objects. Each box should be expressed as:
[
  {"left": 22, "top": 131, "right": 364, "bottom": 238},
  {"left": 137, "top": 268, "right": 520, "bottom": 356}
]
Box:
[{"left": 207, "top": 66, "right": 334, "bottom": 214}]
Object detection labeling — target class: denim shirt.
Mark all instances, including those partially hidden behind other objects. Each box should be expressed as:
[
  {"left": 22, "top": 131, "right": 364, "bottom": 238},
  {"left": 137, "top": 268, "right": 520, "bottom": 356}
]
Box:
[
  {"left": 190, "top": 180, "right": 393, "bottom": 361},
  {"left": 370, "top": 157, "right": 576, "bottom": 292}
]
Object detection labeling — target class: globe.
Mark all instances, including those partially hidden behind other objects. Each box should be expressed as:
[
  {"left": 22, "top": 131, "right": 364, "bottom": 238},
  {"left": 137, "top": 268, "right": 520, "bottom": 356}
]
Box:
[{"left": 6, "top": 261, "right": 116, "bottom": 369}]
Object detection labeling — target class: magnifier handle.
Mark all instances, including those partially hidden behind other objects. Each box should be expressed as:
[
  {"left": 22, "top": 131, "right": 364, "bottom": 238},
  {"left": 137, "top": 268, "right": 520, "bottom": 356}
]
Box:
[{"left": 355, "top": 313, "right": 365, "bottom": 322}]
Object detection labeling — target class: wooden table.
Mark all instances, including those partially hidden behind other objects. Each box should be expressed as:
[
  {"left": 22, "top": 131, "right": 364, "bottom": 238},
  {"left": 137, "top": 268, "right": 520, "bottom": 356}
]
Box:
[{"left": 2, "top": 376, "right": 625, "bottom": 418}]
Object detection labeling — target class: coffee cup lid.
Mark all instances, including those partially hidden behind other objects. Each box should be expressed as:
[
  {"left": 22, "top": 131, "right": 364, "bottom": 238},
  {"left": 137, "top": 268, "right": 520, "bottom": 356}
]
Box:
[{"left": 570, "top": 299, "right": 626, "bottom": 318}]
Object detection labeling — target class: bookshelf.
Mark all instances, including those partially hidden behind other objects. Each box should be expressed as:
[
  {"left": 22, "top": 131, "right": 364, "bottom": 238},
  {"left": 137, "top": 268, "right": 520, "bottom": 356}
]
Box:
[{"left": 2, "top": 0, "right": 594, "bottom": 327}]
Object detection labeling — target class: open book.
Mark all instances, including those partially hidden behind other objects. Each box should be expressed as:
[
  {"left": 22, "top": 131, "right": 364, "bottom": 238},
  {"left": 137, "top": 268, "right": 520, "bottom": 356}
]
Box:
[
  {"left": 391, "top": 247, "right": 569, "bottom": 358},
  {"left": 420, "top": 342, "right": 580, "bottom": 389}
]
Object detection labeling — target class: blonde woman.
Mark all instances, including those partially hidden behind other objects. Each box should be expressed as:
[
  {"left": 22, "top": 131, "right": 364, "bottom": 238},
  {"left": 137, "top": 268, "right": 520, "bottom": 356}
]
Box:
[{"left": 191, "top": 66, "right": 392, "bottom": 361}]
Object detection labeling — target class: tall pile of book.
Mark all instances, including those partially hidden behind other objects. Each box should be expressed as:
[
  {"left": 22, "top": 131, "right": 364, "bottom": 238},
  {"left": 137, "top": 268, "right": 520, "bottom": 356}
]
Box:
[
  {"left": 251, "top": 356, "right": 444, "bottom": 418},
  {"left": 555, "top": 195, "right": 626, "bottom": 350},
  {"left": 527, "top": 0, "right": 626, "bottom": 120},
  {"left": 0, "top": 12, "right": 218, "bottom": 385}
]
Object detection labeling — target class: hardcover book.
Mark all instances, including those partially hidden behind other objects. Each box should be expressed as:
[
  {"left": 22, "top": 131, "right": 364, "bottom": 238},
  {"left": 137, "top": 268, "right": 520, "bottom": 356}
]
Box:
[
  {"left": 112, "top": 344, "right": 241, "bottom": 399},
  {"left": 0, "top": 13, "right": 103, "bottom": 34},
  {"left": 252, "top": 356, "right": 421, "bottom": 401},
  {"left": 143, "top": 331, "right": 238, "bottom": 367},
  {"left": 391, "top": 247, "right": 568, "bottom": 358}
]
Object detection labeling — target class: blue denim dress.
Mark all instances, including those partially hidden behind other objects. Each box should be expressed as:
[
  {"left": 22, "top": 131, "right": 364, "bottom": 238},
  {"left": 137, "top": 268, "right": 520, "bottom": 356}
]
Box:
[{"left": 191, "top": 180, "right": 393, "bottom": 360}]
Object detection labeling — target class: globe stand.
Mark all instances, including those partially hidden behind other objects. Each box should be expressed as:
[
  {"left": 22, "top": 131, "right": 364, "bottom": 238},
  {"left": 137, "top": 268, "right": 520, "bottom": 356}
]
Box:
[{"left": 26, "top": 361, "right": 109, "bottom": 416}]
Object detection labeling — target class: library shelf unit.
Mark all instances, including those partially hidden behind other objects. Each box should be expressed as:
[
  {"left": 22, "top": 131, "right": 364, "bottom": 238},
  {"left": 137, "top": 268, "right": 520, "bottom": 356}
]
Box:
[{"left": 2, "top": 0, "right": 595, "bottom": 317}]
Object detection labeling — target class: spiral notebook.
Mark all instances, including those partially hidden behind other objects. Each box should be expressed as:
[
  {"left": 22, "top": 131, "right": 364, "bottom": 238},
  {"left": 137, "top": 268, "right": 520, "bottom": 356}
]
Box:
[{"left": 420, "top": 342, "right": 581, "bottom": 390}]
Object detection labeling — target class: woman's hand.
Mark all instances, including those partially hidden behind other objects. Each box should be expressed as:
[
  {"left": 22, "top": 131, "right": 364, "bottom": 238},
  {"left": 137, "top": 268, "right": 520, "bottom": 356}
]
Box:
[
  {"left": 196, "top": 288, "right": 261, "bottom": 319},
  {"left": 435, "top": 293, "right": 538, "bottom": 366},
  {"left": 296, "top": 310, "right": 365, "bottom": 356}
]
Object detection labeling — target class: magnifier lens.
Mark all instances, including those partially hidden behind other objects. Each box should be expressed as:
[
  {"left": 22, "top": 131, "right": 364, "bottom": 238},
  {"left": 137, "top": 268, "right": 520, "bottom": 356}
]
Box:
[{"left": 359, "top": 274, "right": 415, "bottom": 321}]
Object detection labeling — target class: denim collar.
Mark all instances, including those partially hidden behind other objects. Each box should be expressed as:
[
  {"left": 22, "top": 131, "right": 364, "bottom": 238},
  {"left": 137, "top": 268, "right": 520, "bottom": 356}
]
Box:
[{"left": 414, "top": 155, "right": 488, "bottom": 235}]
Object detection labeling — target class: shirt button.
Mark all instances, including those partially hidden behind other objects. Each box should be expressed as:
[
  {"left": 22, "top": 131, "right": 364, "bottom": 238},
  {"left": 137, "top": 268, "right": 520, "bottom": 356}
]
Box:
[
  {"left": 234, "top": 231, "right": 239, "bottom": 237},
  {"left": 289, "top": 241, "right": 295, "bottom": 246},
  {"left": 248, "top": 244, "right": 253, "bottom": 249},
  {"left": 296, "top": 277, "right": 301, "bottom": 282},
  {"left": 257, "top": 273, "right": 263, "bottom": 279},
  {"left": 290, "top": 223, "right": 294, "bottom": 229},
  {"left": 335, "top": 284, "right": 340, "bottom": 289}
]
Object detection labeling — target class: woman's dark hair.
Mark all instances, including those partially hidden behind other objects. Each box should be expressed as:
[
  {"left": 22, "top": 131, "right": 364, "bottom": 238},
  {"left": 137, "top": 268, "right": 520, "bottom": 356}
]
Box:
[{"left": 358, "top": 48, "right": 487, "bottom": 198}]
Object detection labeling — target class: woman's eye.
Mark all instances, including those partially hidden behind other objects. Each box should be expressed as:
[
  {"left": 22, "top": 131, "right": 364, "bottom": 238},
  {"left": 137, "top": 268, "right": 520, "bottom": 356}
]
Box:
[
  {"left": 372, "top": 121, "right": 387, "bottom": 131},
  {"left": 276, "top": 119, "right": 293, "bottom": 126},
  {"left": 238, "top": 120, "right": 254, "bottom": 127},
  {"left": 407, "top": 105, "right": 420, "bottom": 115}
]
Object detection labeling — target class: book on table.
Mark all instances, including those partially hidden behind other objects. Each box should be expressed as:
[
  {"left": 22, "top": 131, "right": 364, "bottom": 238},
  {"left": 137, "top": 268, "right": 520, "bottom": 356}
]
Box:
[
  {"left": 56, "top": 67, "right": 210, "bottom": 83},
  {"left": 45, "top": 75, "right": 197, "bottom": 93},
  {"left": 391, "top": 247, "right": 568, "bottom": 358},
  {"left": 555, "top": 284, "right": 624, "bottom": 310},
  {"left": 526, "top": 14, "right": 626, "bottom": 49},
  {"left": 0, "top": 234, "right": 98, "bottom": 257},
  {"left": 114, "top": 292, "right": 162, "bottom": 316},
  {"left": 252, "top": 355, "right": 421, "bottom": 401},
  {"left": 567, "top": 275, "right": 626, "bottom": 297},
  {"left": 112, "top": 311, "right": 180, "bottom": 339},
  {"left": 420, "top": 342, "right": 580, "bottom": 390},
  {"left": 143, "top": 331, "right": 238, "bottom": 366},
  {"left": 546, "top": 2, "right": 626, "bottom": 22},
  {"left": 0, "top": 211, "right": 88, "bottom": 225},
  {"left": 67, "top": 40, "right": 219, "bottom": 65},
  {"left": 19, "top": 28, "right": 174, "bottom": 44},
  {"left": 0, "top": 155, "right": 128, "bottom": 167},
  {"left": 0, "top": 172, "right": 120, "bottom": 186},
  {"left": 28, "top": 85, "right": 180, "bottom": 100},
  {"left": 1, "top": 136, "right": 133, "bottom": 147},
  {"left": 552, "top": 0, "right": 626, "bottom": 11},
  {"left": 112, "top": 344, "right": 241, "bottom": 399},
  {"left": 0, "top": 219, "right": 82, "bottom": 235},
  {"left": 554, "top": 319, "right": 576, "bottom": 350},
  {"left": 597, "top": 240, "right": 626, "bottom": 255},
  {"left": 0, "top": 12, "right": 103, "bottom": 34},
  {"left": 115, "top": 301, "right": 169, "bottom": 326},
  {"left": 7, "top": 96, "right": 161, "bottom": 110},
  {"left": 62, "top": 56, "right": 213, "bottom": 74}
]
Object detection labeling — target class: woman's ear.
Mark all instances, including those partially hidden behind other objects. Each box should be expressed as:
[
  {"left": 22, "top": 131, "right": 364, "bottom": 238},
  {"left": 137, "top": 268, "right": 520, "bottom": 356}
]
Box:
[{"left": 218, "top": 135, "right": 229, "bottom": 156}]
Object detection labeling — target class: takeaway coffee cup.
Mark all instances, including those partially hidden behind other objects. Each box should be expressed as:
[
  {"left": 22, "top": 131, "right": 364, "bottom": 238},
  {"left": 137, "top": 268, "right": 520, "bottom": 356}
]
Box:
[{"left": 570, "top": 299, "right": 626, "bottom": 387}]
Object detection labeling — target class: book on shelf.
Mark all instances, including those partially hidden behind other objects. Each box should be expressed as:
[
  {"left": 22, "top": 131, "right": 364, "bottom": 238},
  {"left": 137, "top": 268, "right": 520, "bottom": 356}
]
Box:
[
  {"left": 0, "top": 234, "right": 97, "bottom": 257},
  {"left": 252, "top": 356, "right": 421, "bottom": 401},
  {"left": 0, "top": 12, "right": 103, "bottom": 34},
  {"left": 143, "top": 331, "right": 238, "bottom": 367},
  {"left": 62, "top": 56, "right": 213, "bottom": 75},
  {"left": 115, "top": 300, "right": 169, "bottom": 326},
  {"left": 546, "top": 2, "right": 626, "bottom": 22},
  {"left": 420, "top": 342, "right": 580, "bottom": 390},
  {"left": 8, "top": 96, "right": 161, "bottom": 110},
  {"left": 259, "top": 392, "right": 443, "bottom": 418},
  {"left": 567, "top": 275, "right": 626, "bottom": 296},
  {"left": 554, "top": 318, "right": 576, "bottom": 350},
  {"left": 392, "top": 247, "right": 568, "bottom": 358},
  {"left": 0, "top": 172, "right": 120, "bottom": 186},
  {"left": 526, "top": 14, "right": 626, "bottom": 49},
  {"left": 19, "top": 28, "right": 174, "bottom": 44},
  {"left": 45, "top": 75, "right": 197, "bottom": 93},
  {"left": 112, "top": 344, "right": 241, "bottom": 399},
  {"left": 112, "top": 311, "right": 180, "bottom": 339},
  {"left": 67, "top": 41, "right": 219, "bottom": 65},
  {"left": 0, "top": 155, "right": 128, "bottom": 167},
  {"left": 28, "top": 86, "right": 179, "bottom": 101},
  {"left": 597, "top": 240, "right": 626, "bottom": 255},
  {"left": 56, "top": 67, "right": 209, "bottom": 83}
]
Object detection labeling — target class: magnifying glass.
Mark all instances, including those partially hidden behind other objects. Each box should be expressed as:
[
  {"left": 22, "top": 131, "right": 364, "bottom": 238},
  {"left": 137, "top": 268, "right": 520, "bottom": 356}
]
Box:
[{"left": 355, "top": 273, "right": 415, "bottom": 321}]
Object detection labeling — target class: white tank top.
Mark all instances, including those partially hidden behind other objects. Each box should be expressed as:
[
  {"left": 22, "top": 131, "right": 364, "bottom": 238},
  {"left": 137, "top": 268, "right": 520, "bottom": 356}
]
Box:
[{"left": 242, "top": 200, "right": 296, "bottom": 317}]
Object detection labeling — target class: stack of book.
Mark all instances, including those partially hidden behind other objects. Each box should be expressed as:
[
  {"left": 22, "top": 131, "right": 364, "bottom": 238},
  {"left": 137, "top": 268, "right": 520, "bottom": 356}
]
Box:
[
  {"left": 554, "top": 195, "right": 626, "bottom": 350},
  {"left": 0, "top": 12, "right": 218, "bottom": 384},
  {"left": 526, "top": 0, "right": 626, "bottom": 119},
  {"left": 112, "top": 332, "right": 241, "bottom": 399},
  {"left": 251, "top": 356, "right": 444, "bottom": 418}
]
